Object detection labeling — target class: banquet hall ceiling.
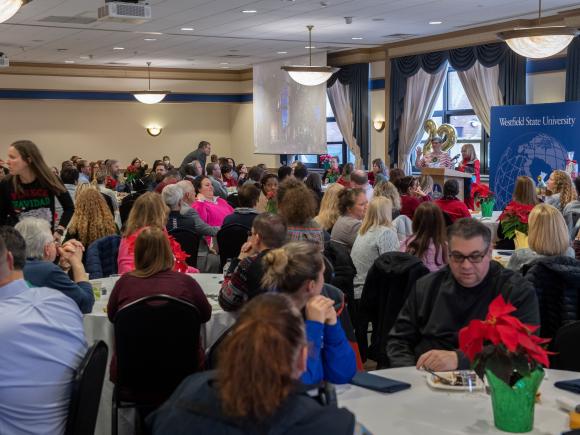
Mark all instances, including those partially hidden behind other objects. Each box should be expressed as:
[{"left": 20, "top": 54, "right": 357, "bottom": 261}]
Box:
[{"left": 0, "top": 0, "right": 578, "bottom": 70}]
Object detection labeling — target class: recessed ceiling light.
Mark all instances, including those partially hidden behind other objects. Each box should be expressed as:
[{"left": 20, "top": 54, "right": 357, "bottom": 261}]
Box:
[
  {"left": 181, "top": 27, "right": 194, "bottom": 31},
  {"left": 351, "top": 37, "right": 363, "bottom": 40},
  {"left": 429, "top": 21, "right": 442, "bottom": 25},
  {"left": 64, "top": 60, "right": 75, "bottom": 64},
  {"left": 220, "top": 62, "right": 229, "bottom": 65},
  {"left": 144, "top": 38, "right": 157, "bottom": 41},
  {"left": 277, "top": 51, "right": 288, "bottom": 54},
  {"left": 79, "top": 55, "right": 91, "bottom": 60},
  {"left": 221, "top": 66, "right": 230, "bottom": 69},
  {"left": 305, "top": 46, "right": 315, "bottom": 49},
  {"left": 113, "top": 47, "right": 125, "bottom": 50},
  {"left": 242, "top": 10, "right": 257, "bottom": 13}
]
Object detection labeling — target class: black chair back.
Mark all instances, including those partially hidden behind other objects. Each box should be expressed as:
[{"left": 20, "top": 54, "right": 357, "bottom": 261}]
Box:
[
  {"left": 119, "top": 191, "right": 146, "bottom": 227},
  {"left": 217, "top": 224, "right": 250, "bottom": 269},
  {"left": 168, "top": 228, "right": 201, "bottom": 268},
  {"left": 226, "top": 193, "right": 240, "bottom": 209},
  {"left": 114, "top": 295, "right": 202, "bottom": 401},
  {"left": 205, "top": 325, "right": 235, "bottom": 370},
  {"left": 551, "top": 321, "right": 580, "bottom": 371},
  {"left": 65, "top": 340, "right": 109, "bottom": 435}
]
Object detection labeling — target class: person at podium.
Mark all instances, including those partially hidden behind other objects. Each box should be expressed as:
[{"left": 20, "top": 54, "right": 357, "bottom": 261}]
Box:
[
  {"left": 415, "top": 137, "right": 453, "bottom": 169},
  {"left": 455, "top": 143, "right": 480, "bottom": 210}
]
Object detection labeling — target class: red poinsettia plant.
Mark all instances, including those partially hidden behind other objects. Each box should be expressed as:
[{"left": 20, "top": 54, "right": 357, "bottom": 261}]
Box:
[
  {"left": 471, "top": 183, "right": 495, "bottom": 206},
  {"left": 497, "top": 201, "right": 534, "bottom": 240},
  {"left": 459, "top": 295, "right": 552, "bottom": 386},
  {"left": 319, "top": 154, "right": 333, "bottom": 165},
  {"left": 105, "top": 175, "right": 117, "bottom": 190},
  {"left": 124, "top": 164, "right": 139, "bottom": 184}
]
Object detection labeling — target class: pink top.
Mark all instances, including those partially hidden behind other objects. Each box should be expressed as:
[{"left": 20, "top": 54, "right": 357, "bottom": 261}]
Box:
[
  {"left": 192, "top": 197, "right": 234, "bottom": 245},
  {"left": 400, "top": 235, "right": 447, "bottom": 272},
  {"left": 192, "top": 197, "right": 234, "bottom": 227}
]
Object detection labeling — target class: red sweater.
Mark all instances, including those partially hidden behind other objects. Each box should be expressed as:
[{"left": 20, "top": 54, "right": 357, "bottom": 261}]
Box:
[
  {"left": 435, "top": 198, "right": 471, "bottom": 223},
  {"left": 107, "top": 270, "right": 212, "bottom": 381},
  {"left": 400, "top": 194, "right": 429, "bottom": 219}
]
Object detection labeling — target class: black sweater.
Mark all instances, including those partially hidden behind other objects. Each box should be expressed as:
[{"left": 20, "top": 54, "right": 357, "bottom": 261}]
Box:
[
  {"left": 387, "top": 261, "right": 540, "bottom": 369},
  {"left": 0, "top": 177, "right": 74, "bottom": 230}
]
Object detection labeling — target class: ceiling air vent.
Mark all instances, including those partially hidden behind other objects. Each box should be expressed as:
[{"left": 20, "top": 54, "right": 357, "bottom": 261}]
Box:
[
  {"left": 381, "top": 33, "right": 417, "bottom": 40},
  {"left": 38, "top": 16, "right": 97, "bottom": 24},
  {"left": 222, "top": 54, "right": 249, "bottom": 59},
  {"left": 105, "top": 62, "right": 130, "bottom": 66}
]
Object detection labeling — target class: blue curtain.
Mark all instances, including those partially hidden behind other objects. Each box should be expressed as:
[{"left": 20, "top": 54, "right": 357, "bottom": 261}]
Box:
[
  {"left": 388, "top": 42, "right": 526, "bottom": 165},
  {"left": 328, "top": 63, "right": 369, "bottom": 167},
  {"left": 566, "top": 36, "right": 580, "bottom": 102}
]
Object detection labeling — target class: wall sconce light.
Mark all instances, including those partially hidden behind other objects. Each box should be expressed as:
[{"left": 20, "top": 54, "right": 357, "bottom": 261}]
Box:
[
  {"left": 373, "top": 119, "right": 385, "bottom": 132},
  {"left": 146, "top": 126, "right": 163, "bottom": 137}
]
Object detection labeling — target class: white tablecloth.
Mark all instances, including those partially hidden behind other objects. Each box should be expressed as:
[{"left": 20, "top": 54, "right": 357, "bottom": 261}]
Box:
[
  {"left": 471, "top": 211, "right": 502, "bottom": 242},
  {"left": 84, "top": 273, "right": 237, "bottom": 435},
  {"left": 337, "top": 367, "right": 579, "bottom": 434}
]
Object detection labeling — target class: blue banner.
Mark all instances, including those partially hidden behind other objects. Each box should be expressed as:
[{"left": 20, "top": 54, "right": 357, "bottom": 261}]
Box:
[{"left": 490, "top": 102, "right": 580, "bottom": 210}]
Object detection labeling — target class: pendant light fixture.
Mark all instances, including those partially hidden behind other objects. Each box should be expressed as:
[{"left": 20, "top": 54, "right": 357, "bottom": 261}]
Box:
[
  {"left": 0, "top": 0, "right": 28, "bottom": 24},
  {"left": 498, "top": 0, "right": 578, "bottom": 59},
  {"left": 281, "top": 25, "right": 336, "bottom": 86},
  {"left": 133, "top": 62, "right": 171, "bottom": 104}
]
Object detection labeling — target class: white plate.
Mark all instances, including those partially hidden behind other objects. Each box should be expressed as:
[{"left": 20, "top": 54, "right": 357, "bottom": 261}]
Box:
[{"left": 426, "top": 371, "right": 484, "bottom": 391}]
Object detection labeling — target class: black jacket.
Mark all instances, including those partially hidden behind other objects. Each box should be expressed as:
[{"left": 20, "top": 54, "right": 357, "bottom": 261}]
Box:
[
  {"left": 522, "top": 256, "right": 580, "bottom": 340},
  {"left": 358, "top": 253, "right": 429, "bottom": 366},
  {"left": 147, "top": 371, "right": 355, "bottom": 435},
  {"left": 324, "top": 241, "right": 356, "bottom": 304},
  {"left": 387, "top": 261, "right": 540, "bottom": 369}
]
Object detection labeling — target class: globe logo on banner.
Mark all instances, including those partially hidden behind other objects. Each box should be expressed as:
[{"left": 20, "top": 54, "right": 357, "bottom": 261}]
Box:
[{"left": 494, "top": 132, "right": 567, "bottom": 210}]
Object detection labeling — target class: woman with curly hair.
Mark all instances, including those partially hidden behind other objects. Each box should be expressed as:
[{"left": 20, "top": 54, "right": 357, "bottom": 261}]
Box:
[
  {"left": 546, "top": 169, "right": 576, "bottom": 211},
  {"left": 64, "top": 187, "right": 118, "bottom": 253},
  {"left": 314, "top": 183, "right": 344, "bottom": 232},
  {"left": 277, "top": 178, "right": 324, "bottom": 246}
]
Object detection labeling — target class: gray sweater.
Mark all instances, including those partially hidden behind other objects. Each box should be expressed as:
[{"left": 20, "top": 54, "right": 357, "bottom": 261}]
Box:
[
  {"left": 351, "top": 226, "right": 400, "bottom": 298},
  {"left": 330, "top": 215, "right": 362, "bottom": 252},
  {"left": 507, "top": 246, "right": 575, "bottom": 271}
]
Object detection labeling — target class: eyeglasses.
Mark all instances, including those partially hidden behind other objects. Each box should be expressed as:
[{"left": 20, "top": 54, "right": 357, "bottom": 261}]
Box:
[{"left": 449, "top": 249, "right": 489, "bottom": 264}]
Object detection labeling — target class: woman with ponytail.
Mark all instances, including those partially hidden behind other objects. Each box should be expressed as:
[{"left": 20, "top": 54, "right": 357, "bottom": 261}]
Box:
[
  {"left": 261, "top": 241, "right": 356, "bottom": 385},
  {"left": 148, "top": 293, "right": 360, "bottom": 435}
]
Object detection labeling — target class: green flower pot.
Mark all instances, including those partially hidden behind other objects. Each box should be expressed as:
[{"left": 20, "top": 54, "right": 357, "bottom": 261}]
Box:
[
  {"left": 481, "top": 200, "right": 495, "bottom": 218},
  {"left": 486, "top": 368, "right": 544, "bottom": 433}
]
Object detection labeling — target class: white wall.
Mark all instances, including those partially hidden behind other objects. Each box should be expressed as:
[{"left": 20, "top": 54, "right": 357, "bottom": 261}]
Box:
[
  {"left": 526, "top": 71, "right": 566, "bottom": 104},
  {"left": 369, "top": 61, "right": 386, "bottom": 164}
]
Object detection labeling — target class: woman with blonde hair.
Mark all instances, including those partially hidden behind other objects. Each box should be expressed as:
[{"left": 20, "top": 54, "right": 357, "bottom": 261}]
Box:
[
  {"left": 261, "top": 241, "right": 356, "bottom": 385},
  {"left": 373, "top": 180, "right": 401, "bottom": 218},
  {"left": 546, "top": 169, "right": 576, "bottom": 211},
  {"left": 65, "top": 187, "right": 118, "bottom": 253},
  {"left": 508, "top": 203, "right": 574, "bottom": 271},
  {"left": 147, "top": 293, "right": 357, "bottom": 434},
  {"left": 315, "top": 183, "right": 344, "bottom": 232},
  {"left": 350, "top": 196, "right": 399, "bottom": 299},
  {"left": 117, "top": 192, "right": 197, "bottom": 274},
  {"left": 108, "top": 227, "right": 211, "bottom": 382}
]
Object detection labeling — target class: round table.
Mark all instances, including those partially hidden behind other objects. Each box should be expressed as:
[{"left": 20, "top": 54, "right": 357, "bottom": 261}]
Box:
[
  {"left": 470, "top": 211, "right": 502, "bottom": 243},
  {"left": 85, "top": 273, "right": 237, "bottom": 435},
  {"left": 337, "top": 366, "right": 580, "bottom": 434}
]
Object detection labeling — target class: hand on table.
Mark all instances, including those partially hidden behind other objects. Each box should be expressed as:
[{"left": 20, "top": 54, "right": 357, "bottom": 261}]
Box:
[
  {"left": 416, "top": 350, "right": 458, "bottom": 372},
  {"left": 58, "top": 239, "right": 85, "bottom": 265}
]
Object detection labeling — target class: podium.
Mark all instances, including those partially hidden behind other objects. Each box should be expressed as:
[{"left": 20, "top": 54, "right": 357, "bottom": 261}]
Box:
[{"left": 421, "top": 168, "right": 472, "bottom": 200}]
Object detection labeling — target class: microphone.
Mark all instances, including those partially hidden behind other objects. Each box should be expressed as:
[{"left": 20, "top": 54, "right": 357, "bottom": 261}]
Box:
[{"left": 451, "top": 154, "right": 461, "bottom": 162}]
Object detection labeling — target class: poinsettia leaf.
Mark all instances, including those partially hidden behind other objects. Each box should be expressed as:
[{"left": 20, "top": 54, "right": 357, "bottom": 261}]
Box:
[
  {"left": 512, "top": 353, "right": 531, "bottom": 378},
  {"left": 486, "top": 352, "right": 513, "bottom": 385}
]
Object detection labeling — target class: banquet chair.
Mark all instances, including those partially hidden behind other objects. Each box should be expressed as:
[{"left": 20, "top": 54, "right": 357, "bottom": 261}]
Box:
[
  {"left": 65, "top": 340, "right": 108, "bottom": 435},
  {"left": 112, "top": 295, "right": 202, "bottom": 435},
  {"left": 119, "top": 191, "right": 146, "bottom": 228},
  {"left": 205, "top": 325, "right": 235, "bottom": 370},
  {"left": 216, "top": 224, "right": 250, "bottom": 269},
  {"left": 226, "top": 192, "right": 240, "bottom": 209},
  {"left": 392, "top": 215, "right": 413, "bottom": 242},
  {"left": 358, "top": 252, "right": 430, "bottom": 367},
  {"left": 168, "top": 228, "right": 201, "bottom": 268},
  {"left": 551, "top": 321, "right": 580, "bottom": 371}
]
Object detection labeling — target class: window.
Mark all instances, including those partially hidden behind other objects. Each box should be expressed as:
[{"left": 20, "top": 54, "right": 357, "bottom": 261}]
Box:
[
  {"left": 412, "top": 67, "right": 488, "bottom": 174},
  {"left": 292, "top": 96, "right": 355, "bottom": 167}
]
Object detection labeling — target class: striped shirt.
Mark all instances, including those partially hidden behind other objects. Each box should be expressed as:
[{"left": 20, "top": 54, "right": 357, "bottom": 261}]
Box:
[{"left": 417, "top": 150, "right": 453, "bottom": 169}]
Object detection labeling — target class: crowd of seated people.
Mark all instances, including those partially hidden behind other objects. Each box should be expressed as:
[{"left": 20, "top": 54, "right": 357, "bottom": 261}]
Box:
[{"left": 3, "top": 138, "right": 580, "bottom": 435}]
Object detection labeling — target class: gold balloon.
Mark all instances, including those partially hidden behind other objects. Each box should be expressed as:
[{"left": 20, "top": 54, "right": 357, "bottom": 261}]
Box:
[{"left": 422, "top": 118, "right": 457, "bottom": 153}]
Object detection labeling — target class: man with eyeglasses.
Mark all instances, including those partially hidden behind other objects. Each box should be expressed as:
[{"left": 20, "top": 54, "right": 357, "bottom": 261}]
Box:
[{"left": 387, "top": 218, "right": 539, "bottom": 371}]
